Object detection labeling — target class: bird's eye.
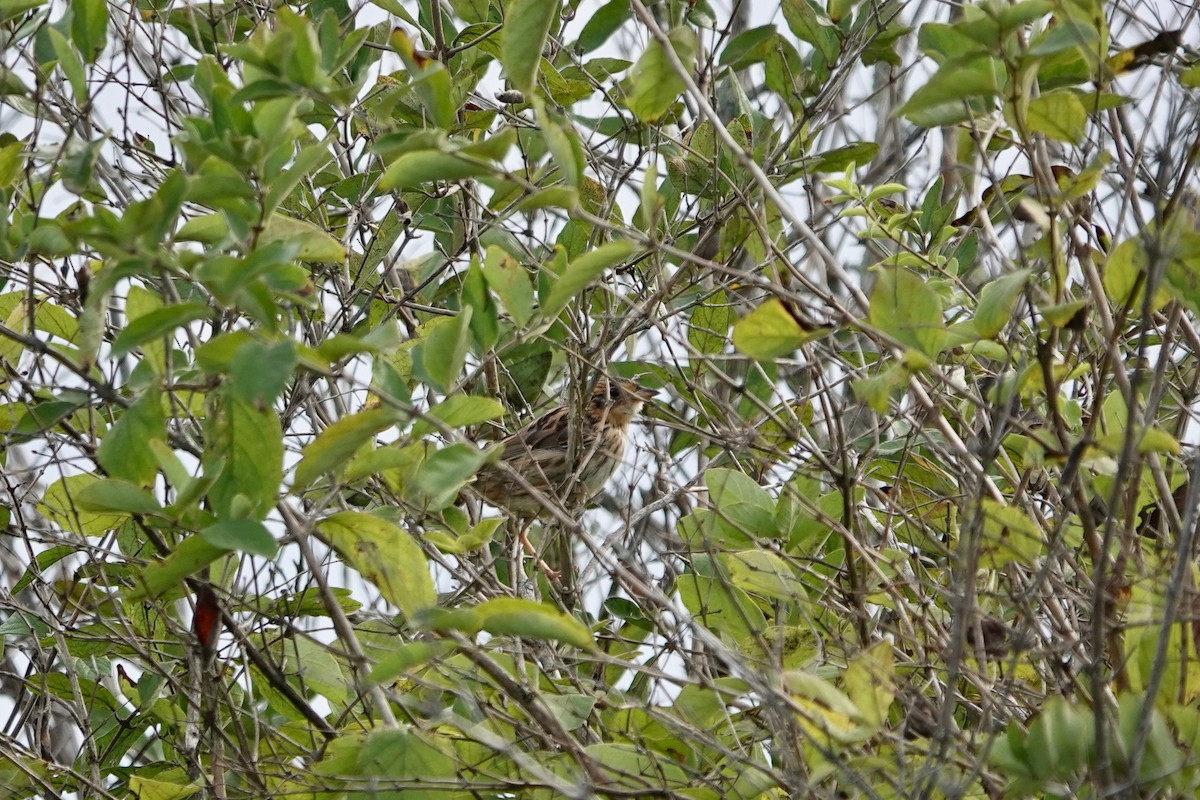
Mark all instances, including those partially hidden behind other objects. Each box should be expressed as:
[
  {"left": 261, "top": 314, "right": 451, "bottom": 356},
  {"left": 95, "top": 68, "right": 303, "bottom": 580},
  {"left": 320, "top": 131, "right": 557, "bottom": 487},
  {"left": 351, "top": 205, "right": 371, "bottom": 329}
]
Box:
[{"left": 608, "top": 382, "right": 622, "bottom": 400}]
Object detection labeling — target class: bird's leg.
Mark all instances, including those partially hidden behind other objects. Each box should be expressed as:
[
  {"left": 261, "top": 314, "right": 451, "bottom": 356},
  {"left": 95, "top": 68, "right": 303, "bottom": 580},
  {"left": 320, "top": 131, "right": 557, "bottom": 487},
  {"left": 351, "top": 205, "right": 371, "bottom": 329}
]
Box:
[
  {"left": 548, "top": 524, "right": 577, "bottom": 611},
  {"left": 517, "top": 519, "right": 561, "bottom": 581}
]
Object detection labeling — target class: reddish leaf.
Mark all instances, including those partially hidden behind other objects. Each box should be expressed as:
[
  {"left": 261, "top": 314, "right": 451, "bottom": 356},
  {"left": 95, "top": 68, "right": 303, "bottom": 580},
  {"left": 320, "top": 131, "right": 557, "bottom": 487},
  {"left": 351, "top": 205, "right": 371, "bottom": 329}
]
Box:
[{"left": 193, "top": 585, "right": 221, "bottom": 660}]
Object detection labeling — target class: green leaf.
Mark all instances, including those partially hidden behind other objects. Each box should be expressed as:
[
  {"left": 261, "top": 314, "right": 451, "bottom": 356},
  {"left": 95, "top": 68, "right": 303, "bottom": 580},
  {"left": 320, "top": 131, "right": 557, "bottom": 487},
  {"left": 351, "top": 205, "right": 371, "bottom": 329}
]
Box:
[
  {"left": 973, "top": 269, "right": 1030, "bottom": 338},
  {"left": 200, "top": 519, "right": 278, "bottom": 557},
  {"left": 498, "top": 340, "right": 552, "bottom": 407},
  {"left": 688, "top": 292, "right": 734, "bottom": 355},
  {"left": 248, "top": 96, "right": 298, "bottom": 145},
  {"left": 293, "top": 406, "right": 397, "bottom": 491},
  {"left": 482, "top": 246, "right": 535, "bottom": 326},
  {"left": 121, "top": 286, "right": 167, "bottom": 373},
  {"left": 1137, "top": 427, "right": 1181, "bottom": 456},
  {"left": 536, "top": 99, "right": 583, "bottom": 188},
  {"left": 0, "top": 65, "right": 29, "bottom": 97},
  {"left": 350, "top": 728, "right": 459, "bottom": 783},
  {"left": 0, "top": 294, "right": 29, "bottom": 367},
  {"left": 129, "top": 536, "right": 228, "bottom": 601},
  {"left": 868, "top": 267, "right": 946, "bottom": 357},
  {"left": 0, "top": 613, "right": 49, "bottom": 638},
  {"left": 1012, "top": 697, "right": 1092, "bottom": 779},
  {"left": 75, "top": 479, "right": 162, "bottom": 515},
  {"left": 514, "top": 186, "right": 580, "bottom": 212},
  {"left": 174, "top": 214, "right": 233, "bottom": 245},
  {"left": 260, "top": 215, "right": 345, "bottom": 262},
  {"left": 416, "top": 394, "right": 504, "bottom": 435},
  {"left": 255, "top": 587, "right": 360, "bottom": 619},
  {"left": 1103, "top": 238, "right": 1143, "bottom": 307},
  {"left": 418, "top": 310, "right": 472, "bottom": 392},
  {"left": 843, "top": 641, "right": 896, "bottom": 732},
  {"left": 25, "top": 222, "right": 72, "bottom": 257},
  {"left": 720, "top": 26, "right": 777, "bottom": 69},
  {"left": 732, "top": 298, "right": 819, "bottom": 360},
  {"left": 678, "top": 564, "right": 765, "bottom": 643},
  {"left": 111, "top": 302, "right": 211, "bottom": 357},
  {"left": 861, "top": 22, "right": 911, "bottom": 68},
  {"left": 627, "top": 27, "right": 697, "bottom": 122},
  {"left": 262, "top": 141, "right": 335, "bottom": 218},
  {"left": 678, "top": 508, "right": 749, "bottom": 547},
  {"left": 783, "top": 668, "right": 861, "bottom": 718},
  {"left": 150, "top": 441, "right": 194, "bottom": 501},
  {"left": 47, "top": 28, "right": 87, "bottom": 103},
  {"left": 637, "top": 161, "right": 661, "bottom": 231},
  {"left": 317, "top": 511, "right": 436, "bottom": 617},
  {"left": 1164, "top": 235, "right": 1200, "bottom": 315},
  {"left": 851, "top": 363, "right": 909, "bottom": 413},
  {"left": 808, "top": 142, "right": 880, "bottom": 174},
  {"left": 70, "top": 0, "right": 108, "bottom": 63},
  {"left": 501, "top": 0, "right": 560, "bottom": 94},
  {"left": 780, "top": 0, "right": 840, "bottom": 62},
  {"left": 1027, "top": 19, "right": 1097, "bottom": 57},
  {"left": 61, "top": 137, "right": 102, "bottom": 196},
  {"left": 784, "top": 671, "right": 867, "bottom": 746},
  {"left": 379, "top": 150, "right": 499, "bottom": 190},
  {"left": 0, "top": 133, "right": 23, "bottom": 188},
  {"left": 1021, "top": 91, "right": 1086, "bottom": 144},
  {"left": 207, "top": 399, "right": 284, "bottom": 519},
  {"left": 12, "top": 398, "right": 81, "bottom": 440},
  {"left": 462, "top": 257, "right": 498, "bottom": 350},
  {"left": 724, "top": 550, "right": 801, "bottom": 601},
  {"left": 12, "top": 545, "right": 79, "bottom": 594},
  {"left": 446, "top": 0, "right": 488, "bottom": 22},
  {"left": 763, "top": 32, "right": 807, "bottom": 95},
  {"left": 230, "top": 338, "right": 297, "bottom": 406},
  {"left": 0, "top": 0, "right": 46, "bottom": 24},
  {"left": 706, "top": 468, "right": 777, "bottom": 538},
  {"left": 318, "top": 322, "right": 404, "bottom": 361},
  {"left": 541, "top": 239, "right": 639, "bottom": 317},
  {"left": 195, "top": 330, "right": 255, "bottom": 373},
  {"left": 390, "top": 29, "right": 454, "bottom": 129},
  {"left": 476, "top": 598, "right": 594, "bottom": 647},
  {"left": 126, "top": 775, "right": 202, "bottom": 800},
  {"left": 898, "top": 57, "right": 1002, "bottom": 126},
  {"left": 424, "top": 517, "right": 501, "bottom": 555},
  {"left": 458, "top": 127, "right": 519, "bottom": 162},
  {"left": 577, "top": 0, "right": 628, "bottom": 53},
  {"left": 97, "top": 386, "right": 166, "bottom": 486},
  {"left": 414, "top": 443, "right": 488, "bottom": 508},
  {"left": 719, "top": 25, "right": 779, "bottom": 69},
  {"left": 38, "top": 474, "right": 125, "bottom": 536},
  {"left": 420, "top": 598, "right": 593, "bottom": 648},
  {"left": 368, "top": 640, "right": 455, "bottom": 685},
  {"left": 176, "top": 214, "right": 345, "bottom": 262},
  {"left": 979, "top": 498, "right": 1043, "bottom": 567},
  {"left": 1041, "top": 299, "right": 1087, "bottom": 328},
  {"left": 543, "top": 693, "right": 597, "bottom": 732},
  {"left": 1071, "top": 91, "right": 1129, "bottom": 112}
]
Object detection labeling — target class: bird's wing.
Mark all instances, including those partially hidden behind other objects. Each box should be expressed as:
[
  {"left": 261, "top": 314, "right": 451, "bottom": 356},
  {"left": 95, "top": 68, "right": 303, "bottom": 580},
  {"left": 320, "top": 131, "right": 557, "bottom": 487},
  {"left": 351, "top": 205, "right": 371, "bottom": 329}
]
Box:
[{"left": 496, "top": 407, "right": 571, "bottom": 461}]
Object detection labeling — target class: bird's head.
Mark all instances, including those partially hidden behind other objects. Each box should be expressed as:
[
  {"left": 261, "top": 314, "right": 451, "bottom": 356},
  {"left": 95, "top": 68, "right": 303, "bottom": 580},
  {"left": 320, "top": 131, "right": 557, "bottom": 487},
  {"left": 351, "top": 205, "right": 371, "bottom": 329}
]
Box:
[{"left": 589, "top": 377, "right": 657, "bottom": 425}]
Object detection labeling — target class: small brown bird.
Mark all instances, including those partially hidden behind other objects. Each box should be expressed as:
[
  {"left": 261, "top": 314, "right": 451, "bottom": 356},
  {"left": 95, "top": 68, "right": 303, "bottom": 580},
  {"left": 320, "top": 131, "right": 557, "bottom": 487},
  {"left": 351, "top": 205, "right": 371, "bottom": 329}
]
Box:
[{"left": 474, "top": 377, "right": 657, "bottom": 573}]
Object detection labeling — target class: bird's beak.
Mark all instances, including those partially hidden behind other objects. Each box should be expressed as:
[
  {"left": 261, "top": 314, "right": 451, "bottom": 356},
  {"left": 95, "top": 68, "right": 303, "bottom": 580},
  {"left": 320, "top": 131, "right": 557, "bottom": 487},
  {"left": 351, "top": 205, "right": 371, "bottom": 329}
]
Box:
[{"left": 632, "top": 382, "right": 658, "bottom": 402}]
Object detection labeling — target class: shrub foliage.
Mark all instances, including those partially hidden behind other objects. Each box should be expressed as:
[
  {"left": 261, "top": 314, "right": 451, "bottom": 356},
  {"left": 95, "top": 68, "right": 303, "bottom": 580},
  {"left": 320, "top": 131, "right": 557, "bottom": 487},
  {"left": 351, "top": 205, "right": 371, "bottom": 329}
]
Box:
[{"left": 1, "top": 0, "right": 1199, "bottom": 797}]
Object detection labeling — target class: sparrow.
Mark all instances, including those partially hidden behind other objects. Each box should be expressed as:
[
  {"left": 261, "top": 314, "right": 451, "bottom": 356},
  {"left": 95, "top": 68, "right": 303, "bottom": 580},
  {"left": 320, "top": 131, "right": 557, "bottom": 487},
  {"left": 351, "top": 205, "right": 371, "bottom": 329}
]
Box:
[{"left": 473, "top": 377, "right": 657, "bottom": 573}]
